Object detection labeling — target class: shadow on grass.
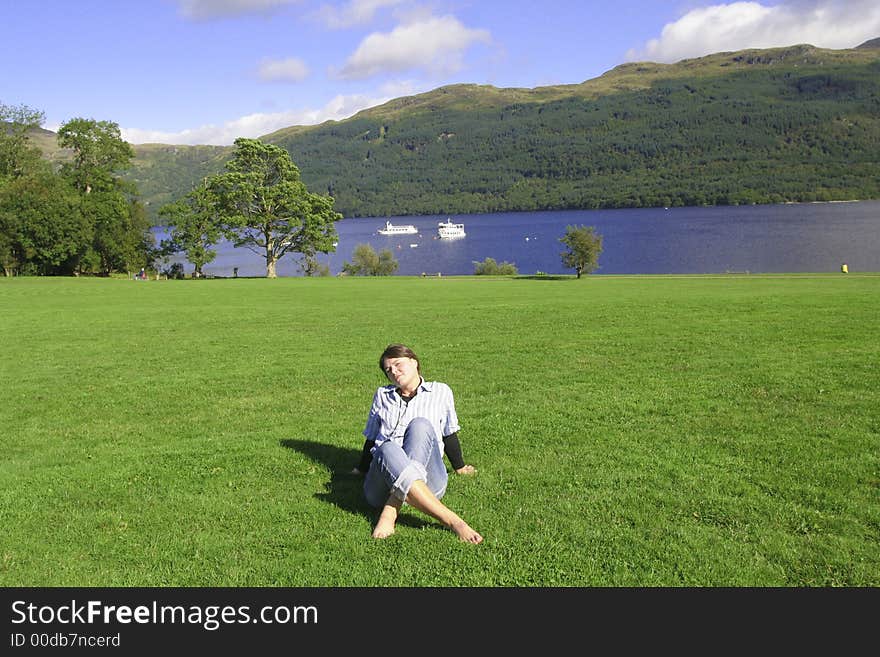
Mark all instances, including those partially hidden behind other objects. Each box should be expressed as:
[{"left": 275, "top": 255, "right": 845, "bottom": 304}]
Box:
[{"left": 279, "top": 438, "right": 430, "bottom": 530}]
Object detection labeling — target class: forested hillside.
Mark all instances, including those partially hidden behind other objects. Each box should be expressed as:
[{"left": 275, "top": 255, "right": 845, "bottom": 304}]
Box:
[
  {"left": 122, "top": 42, "right": 880, "bottom": 220},
  {"left": 128, "top": 144, "right": 229, "bottom": 212}
]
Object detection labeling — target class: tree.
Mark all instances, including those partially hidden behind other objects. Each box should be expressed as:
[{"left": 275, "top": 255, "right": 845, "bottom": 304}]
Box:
[
  {"left": 559, "top": 225, "right": 602, "bottom": 278},
  {"left": 57, "top": 118, "right": 134, "bottom": 194},
  {"left": 342, "top": 243, "right": 399, "bottom": 276},
  {"left": 72, "top": 190, "right": 150, "bottom": 275},
  {"left": 159, "top": 183, "right": 223, "bottom": 278},
  {"left": 210, "top": 138, "right": 341, "bottom": 278},
  {"left": 0, "top": 164, "right": 88, "bottom": 276},
  {"left": 56, "top": 118, "right": 152, "bottom": 275}
]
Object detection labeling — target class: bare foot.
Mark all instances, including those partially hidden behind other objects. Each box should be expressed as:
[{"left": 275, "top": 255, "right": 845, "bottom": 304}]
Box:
[
  {"left": 371, "top": 521, "right": 395, "bottom": 539},
  {"left": 455, "top": 464, "right": 477, "bottom": 475},
  {"left": 451, "top": 519, "right": 483, "bottom": 544},
  {"left": 372, "top": 502, "right": 399, "bottom": 539}
]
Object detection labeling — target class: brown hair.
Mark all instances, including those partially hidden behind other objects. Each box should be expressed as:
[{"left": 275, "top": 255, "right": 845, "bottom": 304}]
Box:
[{"left": 379, "top": 343, "right": 421, "bottom": 374}]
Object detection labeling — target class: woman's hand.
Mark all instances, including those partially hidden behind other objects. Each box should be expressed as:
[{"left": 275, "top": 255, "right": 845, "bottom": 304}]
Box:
[{"left": 454, "top": 464, "right": 477, "bottom": 475}]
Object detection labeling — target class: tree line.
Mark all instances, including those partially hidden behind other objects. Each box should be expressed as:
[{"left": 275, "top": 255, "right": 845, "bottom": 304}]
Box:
[
  {"left": 8, "top": 99, "right": 599, "bottom": 279},
  {"left": 1, "top": 103, "right": 151, "bottom": 276},
  {"left": 1, "top": 104, "right": 341, "bottom": 278},
  {"left": 0, "top": 97, "right": 601, "bottom": 279}
]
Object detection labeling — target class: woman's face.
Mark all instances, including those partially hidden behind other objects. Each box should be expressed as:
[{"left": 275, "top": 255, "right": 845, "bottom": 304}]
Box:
[{"left": 382, "top": 356, "right": 420, "bottom": 391}]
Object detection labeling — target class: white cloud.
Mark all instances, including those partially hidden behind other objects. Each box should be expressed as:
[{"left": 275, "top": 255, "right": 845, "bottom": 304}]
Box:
[
  {"left": 627, "top": 0, "right": 880, "bottom": 63},
  {"left": 336, "top": 15, "right": 492, "bottom": 79},
  {"left": 177, "top": 0, "right": 300, "bottom": 20},
  {"left": 120, "top": 92, "right": 396, "bottom": 145},
  {"left": 258, "top": 57, "right": 310, "bottom": 82},
  {"left": 312, "top": 0, "right": 405, "bottom": 29}
]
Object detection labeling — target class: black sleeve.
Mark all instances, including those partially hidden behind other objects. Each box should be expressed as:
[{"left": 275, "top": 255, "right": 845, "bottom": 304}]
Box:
[
  {"left": 443, "top": 431, "right": 466, "bottom": 471},
  {"left": 356, "top": 439, "right": 374, "bottom": 472}
]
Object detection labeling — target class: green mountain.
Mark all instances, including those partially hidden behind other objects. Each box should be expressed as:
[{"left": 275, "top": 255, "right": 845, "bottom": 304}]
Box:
[
  {"left": 46, "top": 42, "right": 880, "bottom": 221},
  {"left": 127, "top": 143, "right": 229, "bottom": 214}
]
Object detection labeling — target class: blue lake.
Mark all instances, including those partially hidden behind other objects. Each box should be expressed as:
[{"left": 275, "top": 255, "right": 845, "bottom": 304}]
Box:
[{"left": 153, "top": 200, "right": 880, "bottom": 277}]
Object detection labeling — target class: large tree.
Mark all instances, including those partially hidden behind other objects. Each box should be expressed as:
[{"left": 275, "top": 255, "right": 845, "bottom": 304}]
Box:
[
  {"left": 559, "top": 225, "right": 603, "bottom": 278},
  {"left": 57, "top": 118, "right": 134, "bottom": 194},
  {"left": 0, "top": 162, "right": 87, "bottom": 276},
  {"left": 56, "top": 118, "right": 152, "bottom": 275},
  {"left": 210, "top": 138, "right": 341, "bottom": 278}
]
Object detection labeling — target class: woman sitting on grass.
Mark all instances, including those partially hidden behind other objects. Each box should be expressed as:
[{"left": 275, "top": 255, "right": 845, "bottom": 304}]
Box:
[{"left": 352, "top": 343, "right": 482, "bottom": 543}]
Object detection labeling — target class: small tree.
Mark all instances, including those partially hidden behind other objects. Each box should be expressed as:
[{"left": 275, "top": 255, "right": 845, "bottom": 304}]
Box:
[
  {"left": 159, "top": 183, "right": 222, "bottom": 278},
  {"left": 342, "top": 243, "right": 398, "bottom": 276},
  {"left": 560, "top": 225, "right": 602, "bottom": 278},
  {"left": 474, "top": 257, "right": 518, "bottom": 275},
  {"left": 81, "top": 190, "right": 153, "bottom": 276}
]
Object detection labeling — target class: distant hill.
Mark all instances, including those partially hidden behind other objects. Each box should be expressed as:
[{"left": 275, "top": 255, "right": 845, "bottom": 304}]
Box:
[
  {"left": 24, "top": 126, "right": 69, "bottom": 158},
  {"left": 127, "top": 143, "right": 230, "bottom": 213},
  {"left": 33, "top": 42, "right": 880, "bottom": 221}
]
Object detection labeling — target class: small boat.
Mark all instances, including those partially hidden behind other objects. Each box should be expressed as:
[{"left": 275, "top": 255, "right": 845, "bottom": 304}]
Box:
[
  {"left": 378, "top": 221, "right": 418, "bottom": 235},
  {"left": 437, "top": 219, "right": 466, "bottom": 239}
]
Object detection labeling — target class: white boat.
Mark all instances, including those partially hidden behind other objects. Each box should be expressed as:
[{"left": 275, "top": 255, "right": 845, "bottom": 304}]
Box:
[
  {"left": 437, "top": 219, "right": 466, "bottom": 239},
  {"left": 378, "top": 221, "right": 418, "bottom": 235}
]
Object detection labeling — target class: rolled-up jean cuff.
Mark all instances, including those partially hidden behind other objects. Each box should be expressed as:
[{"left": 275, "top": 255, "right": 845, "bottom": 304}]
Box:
[{"left": 389, "top": 461, "right": 427, "bottom": 502}]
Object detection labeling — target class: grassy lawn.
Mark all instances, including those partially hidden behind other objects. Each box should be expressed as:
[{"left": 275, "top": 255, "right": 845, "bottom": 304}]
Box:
[{"left": 1, "top": 273, "right": 877, "bottom": 586}]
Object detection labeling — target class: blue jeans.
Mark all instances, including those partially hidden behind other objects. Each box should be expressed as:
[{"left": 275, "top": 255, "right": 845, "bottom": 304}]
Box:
[{"left": 364, "top": 417, "right": 448, "bottom": 507}]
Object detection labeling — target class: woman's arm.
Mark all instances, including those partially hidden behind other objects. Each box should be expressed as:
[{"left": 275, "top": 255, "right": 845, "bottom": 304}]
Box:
[
  {"left": 443, "top": 432, "right": 476, "bottom": 474},
  {"left": 352, "top": 439, "right": 375, "bottom": 474}
]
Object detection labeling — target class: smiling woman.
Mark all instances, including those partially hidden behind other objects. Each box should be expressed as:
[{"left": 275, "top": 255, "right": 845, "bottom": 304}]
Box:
[{"left": 352, "top": 343, "right": 481, "bottom": 542}]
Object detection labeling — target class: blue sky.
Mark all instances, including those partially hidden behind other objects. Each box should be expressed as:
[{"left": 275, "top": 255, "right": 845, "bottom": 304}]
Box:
[{"left": 3, "top": 0, "right": 878, "bottom": 145}]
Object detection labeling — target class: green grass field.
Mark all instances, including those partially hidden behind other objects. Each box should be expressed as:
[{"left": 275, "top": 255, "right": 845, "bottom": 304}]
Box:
[{"left": 1, "top": 274, "right": 878, "bottom": 586}]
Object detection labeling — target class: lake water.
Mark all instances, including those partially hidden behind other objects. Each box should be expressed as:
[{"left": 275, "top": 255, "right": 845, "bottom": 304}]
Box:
[{"left": 153, "top": 200, "right": 880, "bottom": 277}]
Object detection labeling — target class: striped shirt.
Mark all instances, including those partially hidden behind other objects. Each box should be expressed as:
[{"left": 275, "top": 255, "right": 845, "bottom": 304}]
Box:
[{"left": 362, "top": 379, "right": 460, "bottom": 452}]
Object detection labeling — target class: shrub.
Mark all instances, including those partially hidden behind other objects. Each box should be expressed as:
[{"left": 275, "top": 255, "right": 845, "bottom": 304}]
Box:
[
  {"left": 342, "top": 243, "right": 399, "bottom": 276},
  {"left": 474, "top": 257, "right": 518, "bottom": 275}
]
